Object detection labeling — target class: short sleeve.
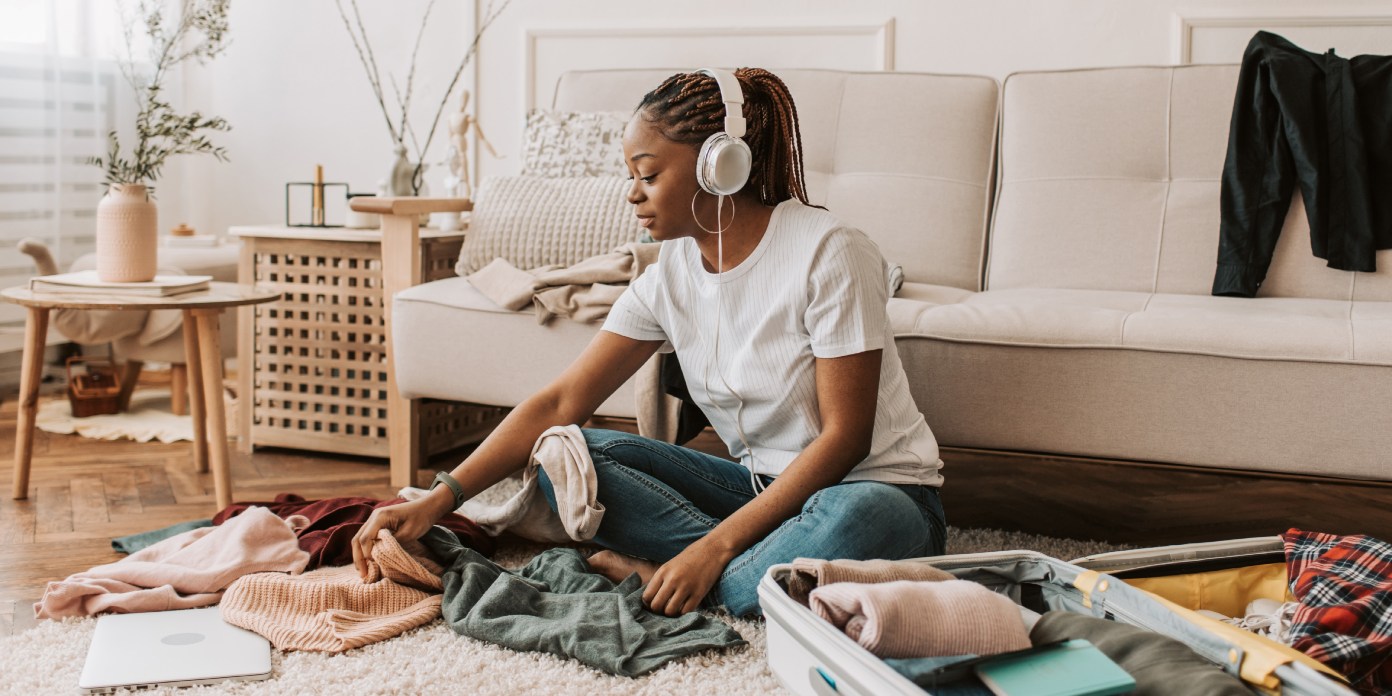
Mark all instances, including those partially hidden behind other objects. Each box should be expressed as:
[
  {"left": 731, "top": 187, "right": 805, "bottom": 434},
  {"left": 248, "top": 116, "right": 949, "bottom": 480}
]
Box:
[
  {"left": 601, "top": 258, "right": 673, "bottom": 352},
  {"left": 804, "top": 229, "right": 889, "bottom": 359}
]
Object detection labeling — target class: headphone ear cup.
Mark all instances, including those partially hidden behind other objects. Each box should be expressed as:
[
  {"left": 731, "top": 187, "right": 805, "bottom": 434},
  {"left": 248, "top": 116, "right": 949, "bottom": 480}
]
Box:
[{"left": 697, "top": 132, "right": 752, "bottom": 196}]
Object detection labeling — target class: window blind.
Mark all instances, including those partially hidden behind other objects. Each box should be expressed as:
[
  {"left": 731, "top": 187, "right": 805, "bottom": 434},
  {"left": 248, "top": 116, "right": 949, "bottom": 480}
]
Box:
[{"left": 0, "top": 52, "right": 123, "bottom": 323}]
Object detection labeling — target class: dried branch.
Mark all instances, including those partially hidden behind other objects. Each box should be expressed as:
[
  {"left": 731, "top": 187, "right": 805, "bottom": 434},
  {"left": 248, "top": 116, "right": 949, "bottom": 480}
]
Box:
[
  {"left": 90, "top": 0, "right": 232, "bottom": 190},
  {"left": 398, "top": 0, "right": 436, "bottom": 153},
  {"left": 410, "top": 0, "right": 512, "bottom": 192},
  {"left": 333, "top": 0, "right": 400, "bottom": 144}
]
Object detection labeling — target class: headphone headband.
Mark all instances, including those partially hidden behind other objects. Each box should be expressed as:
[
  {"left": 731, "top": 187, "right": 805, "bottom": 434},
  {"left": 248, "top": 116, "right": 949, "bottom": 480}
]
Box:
[{"left": 698, "top": 68, "right": 746, "bottom": 139}]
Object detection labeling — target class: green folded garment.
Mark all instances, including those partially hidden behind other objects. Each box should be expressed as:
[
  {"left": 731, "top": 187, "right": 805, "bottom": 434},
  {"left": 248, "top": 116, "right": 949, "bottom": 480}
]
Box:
[
  {"left": 1029, "top": 611, "right": 1249, "bottom": 695},
  {"left": 422, "top": 528, "right": 745, "bottom": 677}
]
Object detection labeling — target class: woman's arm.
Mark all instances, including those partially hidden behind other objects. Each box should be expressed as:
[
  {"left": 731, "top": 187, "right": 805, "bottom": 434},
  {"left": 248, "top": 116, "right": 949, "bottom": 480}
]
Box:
[
  {"left": 642, "top": 348, "right": 883, "bottom": 615},
  {"left": 351, "top": 330, "right": 662, "bottom": 578}
]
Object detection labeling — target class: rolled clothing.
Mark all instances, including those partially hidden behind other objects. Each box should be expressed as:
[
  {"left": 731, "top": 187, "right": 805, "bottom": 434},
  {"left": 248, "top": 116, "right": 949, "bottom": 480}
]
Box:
[
  {"left": 785, "top": 557, "right": 954, "bottom": 606},
  {"left": 1029, "top": 611, "right": 1249, "bottom": 695},
  {"left": 220, "top": 530, "right": 443, "bottom": 653},
  {"left": 422, "top": 527, "right": 745, "bottom": 678},
  {"left": 809, "top": 579, "right": 1030, "bottom": 659},
  {"left": 37, "top": 507, "right": 308, "bottom": 619}
]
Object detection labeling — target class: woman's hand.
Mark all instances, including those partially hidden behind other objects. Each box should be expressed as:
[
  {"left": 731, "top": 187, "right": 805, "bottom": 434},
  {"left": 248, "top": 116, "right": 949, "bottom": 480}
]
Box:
[
  {"left": 351, "top": 490, "right": 454, "bottom": 581},
  {"left": 642, "top": 539, "right": 733, "bottom": 616}
]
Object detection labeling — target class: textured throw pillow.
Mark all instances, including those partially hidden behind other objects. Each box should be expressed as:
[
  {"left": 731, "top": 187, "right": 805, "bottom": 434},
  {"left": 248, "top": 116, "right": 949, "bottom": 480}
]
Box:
[
  {"left": 521, "top": 109, "right": 630, "bottom": 178},
  {"left": 456, "top": 175, "right": 642, "bottom": 276}
]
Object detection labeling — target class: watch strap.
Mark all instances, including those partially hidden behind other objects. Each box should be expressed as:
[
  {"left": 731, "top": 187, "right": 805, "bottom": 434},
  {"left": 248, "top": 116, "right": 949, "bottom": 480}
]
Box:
[{"left": 430, "top": 471, "right": 467, "bottom": 510}]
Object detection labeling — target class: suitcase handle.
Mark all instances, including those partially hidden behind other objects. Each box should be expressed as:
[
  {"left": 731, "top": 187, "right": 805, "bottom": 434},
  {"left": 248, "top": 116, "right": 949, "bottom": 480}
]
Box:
[{"left": 808, "top": 666, "right": 840, "bottom": 695}]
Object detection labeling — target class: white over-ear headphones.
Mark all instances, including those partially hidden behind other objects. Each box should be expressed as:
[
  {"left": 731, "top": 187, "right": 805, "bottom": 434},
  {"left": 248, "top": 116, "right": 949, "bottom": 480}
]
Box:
[{"left": 695, "top": 68, "right": 752, "bottom": 197}]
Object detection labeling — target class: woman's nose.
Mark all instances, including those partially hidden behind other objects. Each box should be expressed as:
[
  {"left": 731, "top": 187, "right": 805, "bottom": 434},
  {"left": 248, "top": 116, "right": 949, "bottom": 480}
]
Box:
[{"left": 626, "top": 180, "right": 644, "bottom": 205}]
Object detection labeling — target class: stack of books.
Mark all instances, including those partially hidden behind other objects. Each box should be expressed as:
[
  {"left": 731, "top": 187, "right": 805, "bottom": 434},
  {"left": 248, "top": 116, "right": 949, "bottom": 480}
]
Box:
[{"left": 29, "top": 270, "right": 212, "bottom": 297}]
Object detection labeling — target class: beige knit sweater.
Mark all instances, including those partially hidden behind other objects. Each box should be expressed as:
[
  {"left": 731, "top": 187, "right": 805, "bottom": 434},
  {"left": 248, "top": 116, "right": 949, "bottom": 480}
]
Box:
[{"left": 220, "top": 531, "right": 443, "bottom": 653}]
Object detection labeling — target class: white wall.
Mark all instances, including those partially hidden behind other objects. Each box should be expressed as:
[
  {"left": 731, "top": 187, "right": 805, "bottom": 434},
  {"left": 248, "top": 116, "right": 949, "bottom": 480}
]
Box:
[
  {"left": 180, "top": 0, "right": 472, "bottom": 237},
  {"left": 182, "top": 0, "right": 1392, "bottom": 237}
]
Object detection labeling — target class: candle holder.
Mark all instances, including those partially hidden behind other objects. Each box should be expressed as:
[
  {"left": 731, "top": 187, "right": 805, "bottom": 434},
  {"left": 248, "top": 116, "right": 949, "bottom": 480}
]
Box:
[{"left": 285, "top": 182, "right": 350, "bottom": 227}]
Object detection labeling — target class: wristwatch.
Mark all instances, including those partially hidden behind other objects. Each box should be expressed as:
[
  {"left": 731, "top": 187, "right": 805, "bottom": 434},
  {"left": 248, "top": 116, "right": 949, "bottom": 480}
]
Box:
[{"left": 430, "top": 471, "right": 467, "bottom": 510}]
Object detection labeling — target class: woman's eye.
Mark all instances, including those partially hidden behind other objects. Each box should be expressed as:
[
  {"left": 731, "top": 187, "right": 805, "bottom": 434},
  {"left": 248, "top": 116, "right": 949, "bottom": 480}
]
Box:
[{"left": 640, "top": 175, "right": 656, "bottom": 184}]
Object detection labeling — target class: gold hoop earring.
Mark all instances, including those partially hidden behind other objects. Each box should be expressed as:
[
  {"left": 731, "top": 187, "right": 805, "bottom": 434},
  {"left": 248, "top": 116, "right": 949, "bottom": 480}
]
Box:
[{"left": 691, "top": 191, "right": 735, "bottom": 234}]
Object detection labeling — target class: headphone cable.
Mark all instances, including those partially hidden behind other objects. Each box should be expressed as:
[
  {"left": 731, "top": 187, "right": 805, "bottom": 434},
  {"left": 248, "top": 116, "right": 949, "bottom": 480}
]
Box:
[{"left": 698, "top": 193, "right": 766, "bottom": 496}]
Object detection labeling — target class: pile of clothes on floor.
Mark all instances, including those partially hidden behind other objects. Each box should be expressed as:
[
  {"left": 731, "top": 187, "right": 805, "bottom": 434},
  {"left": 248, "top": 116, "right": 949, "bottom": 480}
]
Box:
[{"left": 35, "top": 493, "right": 744, "bottom": 678}]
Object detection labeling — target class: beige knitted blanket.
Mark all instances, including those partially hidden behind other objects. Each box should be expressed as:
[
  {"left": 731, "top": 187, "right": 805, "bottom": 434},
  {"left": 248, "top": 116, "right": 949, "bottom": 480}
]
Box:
[{"left": 220, "top": 531, "right": 443, "bottom": 653}]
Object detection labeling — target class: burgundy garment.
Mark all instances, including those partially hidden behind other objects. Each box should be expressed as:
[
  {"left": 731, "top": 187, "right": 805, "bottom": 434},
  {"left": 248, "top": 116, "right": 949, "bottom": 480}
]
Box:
[{"left": 214, "top": 494, "right": 495, "bottom": 569}]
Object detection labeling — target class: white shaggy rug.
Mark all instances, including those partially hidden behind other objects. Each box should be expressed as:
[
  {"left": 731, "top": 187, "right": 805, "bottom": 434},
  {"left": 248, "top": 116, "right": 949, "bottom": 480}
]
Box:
[
  {"left": 0, "top": 525, "right": 1125, "bottom": 696},
  {"left": 36, "top": 389, "right": 236, "bottom": 444}
]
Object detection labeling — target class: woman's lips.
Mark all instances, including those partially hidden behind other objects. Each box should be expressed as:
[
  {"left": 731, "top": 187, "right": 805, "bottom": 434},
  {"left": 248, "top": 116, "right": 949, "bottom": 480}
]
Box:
[{"left": 637, "top": 216, "right": 654, "bottom": 228}]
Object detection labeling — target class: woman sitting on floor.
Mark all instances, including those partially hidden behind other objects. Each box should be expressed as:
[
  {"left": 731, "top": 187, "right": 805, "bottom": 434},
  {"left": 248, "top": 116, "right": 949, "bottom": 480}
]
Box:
[{"left": 352, "top": 67, "right": 946, "bottom": 618}]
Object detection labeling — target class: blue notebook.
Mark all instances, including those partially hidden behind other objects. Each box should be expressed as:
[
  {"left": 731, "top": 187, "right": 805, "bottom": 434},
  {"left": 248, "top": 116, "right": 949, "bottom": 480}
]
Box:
[{"left": 974, "top": 639, "right": 1135, "bottom": 696}]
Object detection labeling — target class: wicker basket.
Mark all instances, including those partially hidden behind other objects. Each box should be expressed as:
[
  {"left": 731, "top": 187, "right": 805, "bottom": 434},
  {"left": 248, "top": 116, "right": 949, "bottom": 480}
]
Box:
[{"left": 67, "top": 355, "right": 122, "bottom": 418}]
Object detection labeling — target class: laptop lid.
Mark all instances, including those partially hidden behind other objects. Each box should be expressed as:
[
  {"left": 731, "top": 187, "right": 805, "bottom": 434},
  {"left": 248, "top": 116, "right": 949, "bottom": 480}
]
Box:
[{"left": 79, "top": 607, "right": 272, "bottom": 693}]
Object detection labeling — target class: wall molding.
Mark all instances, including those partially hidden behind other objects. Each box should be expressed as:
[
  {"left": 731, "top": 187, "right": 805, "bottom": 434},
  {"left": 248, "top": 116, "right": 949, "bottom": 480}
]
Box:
[
  {"left": 521, "top": 21, "right": 895, "bottom": 111},
  {"left": 1172, "top": 11, "right": 1392, "bottom": 64}
]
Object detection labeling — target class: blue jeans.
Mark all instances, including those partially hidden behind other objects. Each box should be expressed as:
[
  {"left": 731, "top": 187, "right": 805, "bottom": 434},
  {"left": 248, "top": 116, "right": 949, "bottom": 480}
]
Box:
[{"left": 534, "top": 428, "right": 947, "bottom": 617}]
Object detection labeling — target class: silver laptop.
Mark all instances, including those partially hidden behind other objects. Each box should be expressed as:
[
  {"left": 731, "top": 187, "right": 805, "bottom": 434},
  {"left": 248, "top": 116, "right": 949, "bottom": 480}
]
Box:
[{"left": 79, "top": 607, "right": 272, "bottom": 693}]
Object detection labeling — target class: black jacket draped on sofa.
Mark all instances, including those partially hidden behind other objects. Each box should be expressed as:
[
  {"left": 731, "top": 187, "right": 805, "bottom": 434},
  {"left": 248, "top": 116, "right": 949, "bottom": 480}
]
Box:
[{"left": 1213, "top": 31, "right": 1392, "bottom": 298}]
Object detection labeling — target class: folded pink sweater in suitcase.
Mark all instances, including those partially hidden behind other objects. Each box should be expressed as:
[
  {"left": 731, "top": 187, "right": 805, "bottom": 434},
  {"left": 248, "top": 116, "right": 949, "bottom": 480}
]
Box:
[{"left": 809, "top": 579, "right": 1031, "bottom": 659}]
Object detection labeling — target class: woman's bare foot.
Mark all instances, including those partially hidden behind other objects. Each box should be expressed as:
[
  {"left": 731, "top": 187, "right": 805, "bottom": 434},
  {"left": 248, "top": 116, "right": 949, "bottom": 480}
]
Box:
[{"left": 588, "top": 550, "right": 661, "bottom": 584}]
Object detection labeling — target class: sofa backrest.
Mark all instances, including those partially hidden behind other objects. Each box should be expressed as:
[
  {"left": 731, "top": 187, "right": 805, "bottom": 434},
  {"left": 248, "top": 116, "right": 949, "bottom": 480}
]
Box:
[
  {"left": 986, "top": 65, "right": 1392, "bottom": 301},
  {"left": 553, "top": 68, "right": 1000, "bottom": 291}
]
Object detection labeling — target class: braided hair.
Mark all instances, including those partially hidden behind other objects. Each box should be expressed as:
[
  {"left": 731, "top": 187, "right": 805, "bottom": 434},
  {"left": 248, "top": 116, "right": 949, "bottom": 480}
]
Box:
[{"left": 636, "top": 68, "right": 819, "bottom": 208}]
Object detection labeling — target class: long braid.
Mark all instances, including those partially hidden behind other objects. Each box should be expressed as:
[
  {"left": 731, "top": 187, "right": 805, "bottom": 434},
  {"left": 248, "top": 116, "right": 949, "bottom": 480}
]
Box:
[{"left": 636, "top": 68, "right": 820, "bottom": 208}]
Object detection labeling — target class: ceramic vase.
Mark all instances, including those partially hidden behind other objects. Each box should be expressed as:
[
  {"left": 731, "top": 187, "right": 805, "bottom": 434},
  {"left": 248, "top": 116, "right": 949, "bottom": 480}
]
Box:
[{"left": 95, "top": 183, "right": 158, "bottom": 282}]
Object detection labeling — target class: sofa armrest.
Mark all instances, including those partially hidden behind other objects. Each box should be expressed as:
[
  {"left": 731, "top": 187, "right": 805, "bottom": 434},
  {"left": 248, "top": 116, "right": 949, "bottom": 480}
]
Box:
[
  {"left": 349, "top": 196, "right": 473, "bottom": 216},
  {"left": 348, "top": 196, "right": 473, "bottom": 489}
]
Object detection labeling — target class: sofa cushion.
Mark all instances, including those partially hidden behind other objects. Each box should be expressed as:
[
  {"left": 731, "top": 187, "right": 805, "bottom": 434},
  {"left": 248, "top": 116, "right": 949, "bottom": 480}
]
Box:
[
  {"left": 887, "top": 282, "right": 974, "bottom": 335},
  {"left": 916, "top": 289, "right": 1392, "bottom": 366},
  {"left": 553, "top": 69, "right": 999, "bottom": 291},
  {"left": 391, "top": 277, "right": 637, "bottom": 416},
  {"left": 456, "top": 175, "right": 642, "bottom": 276},
  {"left": 521, "top": 109, "right": 630, "bottom": 178},
  {"left": 987, "top": 65, "right": 1392, "bottom": 302}
]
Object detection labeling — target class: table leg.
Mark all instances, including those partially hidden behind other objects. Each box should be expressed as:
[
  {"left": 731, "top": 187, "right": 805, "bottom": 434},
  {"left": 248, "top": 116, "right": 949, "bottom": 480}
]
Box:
[
  {"left": 192, "top": 309, "right": 232, "bottom": 510},
  {"left": 169, "top": 363, "right": 188, "bottom": 416},
  {"left": 181, "top": 311, "right": 208, "bottom": 473},
  {"left": 12, "top": 306, "right": 49, "bottom": 500}
]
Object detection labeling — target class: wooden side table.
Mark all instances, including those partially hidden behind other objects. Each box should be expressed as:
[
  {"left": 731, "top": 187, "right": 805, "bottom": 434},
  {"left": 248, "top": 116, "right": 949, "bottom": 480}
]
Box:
[
  {"left": 2, "top": 282, "right": 281, "bottom": 510},
  {"left": 230, "top": 222, "right": 501, "bottom": 485}
]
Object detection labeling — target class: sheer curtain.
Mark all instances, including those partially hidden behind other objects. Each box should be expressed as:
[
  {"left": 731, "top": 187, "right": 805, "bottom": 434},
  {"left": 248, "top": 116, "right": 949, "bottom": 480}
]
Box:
[{"left": 0, "top": 0, "right": 135, "bottom": 323}]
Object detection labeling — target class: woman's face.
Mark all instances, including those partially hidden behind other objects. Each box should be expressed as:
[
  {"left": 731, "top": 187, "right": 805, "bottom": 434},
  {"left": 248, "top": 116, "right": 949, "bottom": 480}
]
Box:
[{"left": 622, "top": 111, "right": 708, "bottom": 241}]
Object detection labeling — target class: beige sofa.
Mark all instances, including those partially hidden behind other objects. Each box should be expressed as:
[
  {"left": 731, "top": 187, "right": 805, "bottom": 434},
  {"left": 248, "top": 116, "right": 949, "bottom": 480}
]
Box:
[{"left": 383, "top": 67, "right": 1392, "bottom": 528}]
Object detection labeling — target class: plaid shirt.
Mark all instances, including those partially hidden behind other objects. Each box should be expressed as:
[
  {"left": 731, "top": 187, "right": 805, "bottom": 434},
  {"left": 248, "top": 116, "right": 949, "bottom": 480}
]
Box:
[{"left": 1284, "top": 528, "right": 1392, "bottom": 694}]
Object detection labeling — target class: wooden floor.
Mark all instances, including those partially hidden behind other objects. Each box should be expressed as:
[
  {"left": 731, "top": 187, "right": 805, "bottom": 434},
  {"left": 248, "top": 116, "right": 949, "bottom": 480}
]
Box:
[{"left": 0, "top": 377, "right": 433, "bottom": 637}]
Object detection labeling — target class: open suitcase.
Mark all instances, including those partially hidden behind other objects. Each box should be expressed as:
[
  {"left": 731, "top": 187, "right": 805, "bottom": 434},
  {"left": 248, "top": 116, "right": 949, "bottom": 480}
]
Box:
[{"left": 759, "top": 538, "right": 1354, "bottom": 696}]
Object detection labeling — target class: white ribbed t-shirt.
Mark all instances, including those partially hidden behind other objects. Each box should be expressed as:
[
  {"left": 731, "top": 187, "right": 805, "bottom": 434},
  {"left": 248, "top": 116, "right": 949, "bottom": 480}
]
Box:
[{"left": 602, "top": 200, "right": 943, "bottom": 486}]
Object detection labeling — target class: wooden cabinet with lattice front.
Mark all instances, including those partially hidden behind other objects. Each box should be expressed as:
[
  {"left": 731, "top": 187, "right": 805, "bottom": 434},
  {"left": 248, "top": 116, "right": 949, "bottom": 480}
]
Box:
[{"left": 231, "top": 224, "right": 503, "bottom": 466}]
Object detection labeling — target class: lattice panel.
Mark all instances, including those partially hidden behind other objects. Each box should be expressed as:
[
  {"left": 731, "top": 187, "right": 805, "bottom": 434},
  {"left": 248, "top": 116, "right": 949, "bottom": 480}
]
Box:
[{"left": 246, "top": 235, "right": 496, "bottom": 458}]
